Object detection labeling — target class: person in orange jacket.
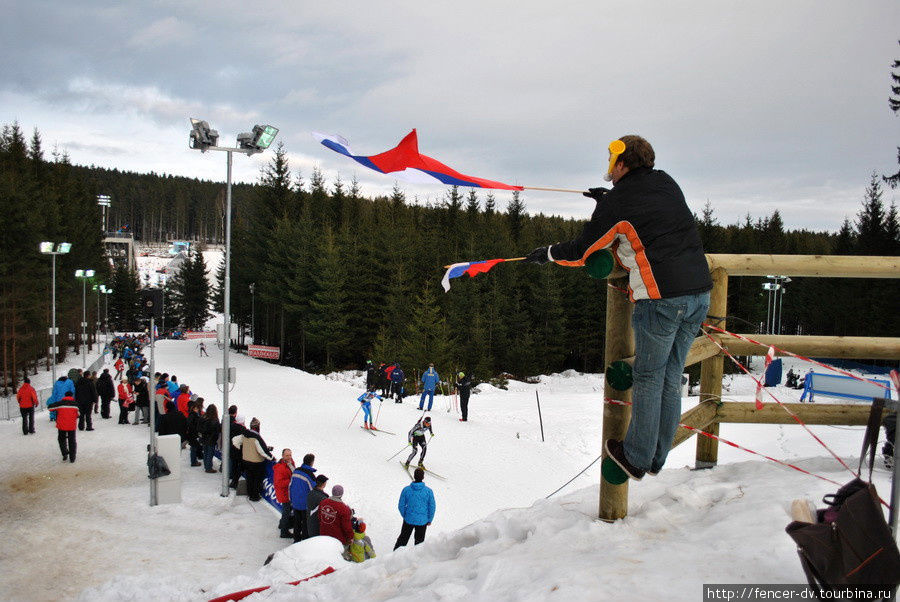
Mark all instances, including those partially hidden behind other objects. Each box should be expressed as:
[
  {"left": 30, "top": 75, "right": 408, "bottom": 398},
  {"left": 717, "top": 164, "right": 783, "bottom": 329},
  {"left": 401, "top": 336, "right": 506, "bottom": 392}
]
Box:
[
  {"left": 17, "top": 377, "right": 39, "bottom": 436},
  {"left": 48, "top": 391, "right": 79, "bottom": 462},
  {"left": 272, "top": 448, "right": 296, "bottom": 538}
]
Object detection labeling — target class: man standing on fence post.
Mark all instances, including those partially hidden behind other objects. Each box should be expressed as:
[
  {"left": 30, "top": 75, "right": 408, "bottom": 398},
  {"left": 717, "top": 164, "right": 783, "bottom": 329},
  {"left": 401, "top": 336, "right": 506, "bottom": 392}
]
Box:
[{"left": 526, "top": 135, "right": 712, "bottom": 481}]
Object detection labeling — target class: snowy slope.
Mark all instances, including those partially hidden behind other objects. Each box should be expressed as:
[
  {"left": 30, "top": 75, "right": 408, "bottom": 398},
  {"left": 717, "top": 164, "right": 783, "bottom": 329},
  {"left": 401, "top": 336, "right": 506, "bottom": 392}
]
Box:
[{"left": 0, "top": 340, "right": 895, "bottom": 601}]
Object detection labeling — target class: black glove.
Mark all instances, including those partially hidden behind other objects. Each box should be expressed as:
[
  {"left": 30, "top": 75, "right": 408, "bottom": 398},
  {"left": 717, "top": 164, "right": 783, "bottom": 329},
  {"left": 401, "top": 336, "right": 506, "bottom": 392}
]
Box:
[
  {"left": 525, "top": 247, "right": 551, "bottom": 264},
  {"left": 583, "top": 187, "right": 610, "bottom": 200}
]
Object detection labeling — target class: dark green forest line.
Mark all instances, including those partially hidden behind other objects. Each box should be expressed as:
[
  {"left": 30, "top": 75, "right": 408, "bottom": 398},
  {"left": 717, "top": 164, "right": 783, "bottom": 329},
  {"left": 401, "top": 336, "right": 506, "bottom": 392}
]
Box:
[{"left": 1, "top": 121, "right": 898, "bottom": 394}]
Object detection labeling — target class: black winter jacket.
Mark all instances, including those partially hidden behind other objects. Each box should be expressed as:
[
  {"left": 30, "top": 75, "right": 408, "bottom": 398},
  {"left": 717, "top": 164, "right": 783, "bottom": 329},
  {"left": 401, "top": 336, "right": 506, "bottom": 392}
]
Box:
[{"left": 549, "top": 167, "right": 712, "bottom": 301}]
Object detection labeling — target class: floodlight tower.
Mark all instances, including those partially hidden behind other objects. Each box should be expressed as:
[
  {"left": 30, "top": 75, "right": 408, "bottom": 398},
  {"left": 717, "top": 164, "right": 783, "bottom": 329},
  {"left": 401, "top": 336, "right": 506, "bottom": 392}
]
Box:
[
  {"left": 40, "top": 242, "right": 72, "bottom": 383},
  {"left": 188, "top": 118, "right": 279, "bottom": 497}
]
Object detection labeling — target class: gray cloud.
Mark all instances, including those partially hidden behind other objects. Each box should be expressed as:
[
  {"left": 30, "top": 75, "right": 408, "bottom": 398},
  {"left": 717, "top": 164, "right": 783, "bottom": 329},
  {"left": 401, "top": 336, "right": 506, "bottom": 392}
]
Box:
[{"left": 1, "top": 0, "right": 897, "bottom": 230}]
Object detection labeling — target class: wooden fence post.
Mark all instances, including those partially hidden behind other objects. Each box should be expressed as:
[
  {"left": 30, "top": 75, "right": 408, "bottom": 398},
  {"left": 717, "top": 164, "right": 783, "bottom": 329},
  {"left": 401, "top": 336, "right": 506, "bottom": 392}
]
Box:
[
  {"left": 599, "top": 277, "right": 634, "bottom": 521},
  {"left": 697, "top": 267, "right": 728, "bottom": 468}
]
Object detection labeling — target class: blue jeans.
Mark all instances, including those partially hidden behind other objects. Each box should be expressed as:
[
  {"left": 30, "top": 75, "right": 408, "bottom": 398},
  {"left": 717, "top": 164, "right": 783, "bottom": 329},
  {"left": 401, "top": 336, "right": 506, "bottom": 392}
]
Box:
[
  {"left": 418, "top": 390, "right": 434, "bottom": 410},
  {"left": 623, "top": 292, "right": 710, "bottom": 472},
  {"left": 203, "top": 444, "right": 215, "bottom": 471}
]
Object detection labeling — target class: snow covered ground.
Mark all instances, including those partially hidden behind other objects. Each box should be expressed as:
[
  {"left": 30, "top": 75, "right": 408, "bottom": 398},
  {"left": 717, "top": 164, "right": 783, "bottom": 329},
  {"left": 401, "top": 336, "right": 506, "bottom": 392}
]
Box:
[{"left": 0, "top": 339, "right": 895, "bottom": 601}]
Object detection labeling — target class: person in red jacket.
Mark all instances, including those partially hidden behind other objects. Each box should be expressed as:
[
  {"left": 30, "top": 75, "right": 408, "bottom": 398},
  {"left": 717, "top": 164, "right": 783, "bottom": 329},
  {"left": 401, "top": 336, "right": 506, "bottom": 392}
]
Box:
[
  {"left": 117, "top": 379, "right": 134, "bottom": 425},
  {"left": 17, "top": 377, "right": 39, "bottom": 436},
  {"left": 272, "top": 448, "right": 296, "bottom": 538},
  {"left": 114, "top": 357, "right": 125, "bottom": 380},
  {"left": 175, "top": 385, "right": 191, "bottom": 417},
  {"left": 48, "top": 392, "right": 79, "bottom": 462},
  {"left": 318, "top": 484, "right": 354, "bottom": 549}
]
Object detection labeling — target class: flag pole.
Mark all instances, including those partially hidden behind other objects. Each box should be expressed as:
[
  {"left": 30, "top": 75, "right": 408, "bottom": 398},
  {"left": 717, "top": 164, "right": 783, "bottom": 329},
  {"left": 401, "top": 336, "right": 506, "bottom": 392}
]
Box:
[
  {"left": 442, "top": 257, "right": 525, "bottom": 269},
  {"left": 522, "top": 186, "right": 586, "bottom": 194}
]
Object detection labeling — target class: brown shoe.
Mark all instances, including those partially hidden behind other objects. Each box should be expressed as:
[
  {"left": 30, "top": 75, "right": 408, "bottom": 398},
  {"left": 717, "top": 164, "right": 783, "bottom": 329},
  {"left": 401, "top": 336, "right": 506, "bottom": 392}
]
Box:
[{"left": 604, "top": 439, "right": 645, "bottom": 481}]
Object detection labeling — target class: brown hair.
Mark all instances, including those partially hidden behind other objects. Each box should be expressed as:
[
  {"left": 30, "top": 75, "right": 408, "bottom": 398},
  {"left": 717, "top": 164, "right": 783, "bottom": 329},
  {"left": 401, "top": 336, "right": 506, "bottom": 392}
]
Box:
[{"left": 617, "top": 135, "right": 655, "bottom": 170}]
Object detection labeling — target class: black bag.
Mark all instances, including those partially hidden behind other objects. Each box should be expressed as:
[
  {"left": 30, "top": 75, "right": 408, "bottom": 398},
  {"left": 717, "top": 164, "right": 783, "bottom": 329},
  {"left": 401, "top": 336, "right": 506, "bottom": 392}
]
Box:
[
  {"left": 785, "top": 397, "right": 900, "bottom": 597},
  {"left": 147, "top": 453, "right": 171, "bottom": 479}
]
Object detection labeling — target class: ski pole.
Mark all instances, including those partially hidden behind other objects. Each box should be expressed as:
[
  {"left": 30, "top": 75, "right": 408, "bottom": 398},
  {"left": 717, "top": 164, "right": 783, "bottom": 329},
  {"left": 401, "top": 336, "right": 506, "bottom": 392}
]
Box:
[
  {"left": 387, "top": 442, "right": 411, "bottom": 461},
  {"left": 347, "top": 404, "right": 362, "bottom": 429},
  {"left": 375, "top": 397, "right": 383, "bottom": 425}
]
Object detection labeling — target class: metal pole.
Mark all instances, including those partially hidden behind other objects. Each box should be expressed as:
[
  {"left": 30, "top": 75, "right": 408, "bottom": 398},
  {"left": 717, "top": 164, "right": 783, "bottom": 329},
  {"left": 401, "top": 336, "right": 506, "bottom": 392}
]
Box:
[
  {"left": 96, "top": 288, "right": 101, "bottom": 352},
  {"left": 777, "top": 281, "right": 785, "bottom": 336},
  {"left": 251, "top": 287, "right": 255, "bottom": 344},
  {"left": 220, "top": 150, "right": 233, "bottom": 497},
  {"left": 149, "top": 316, "right": 157, "bottom": 506},
  {"left": 51, "top": 254, "right": 57, "bottom": 384},
  {"left": 104, "top": 293, "right": 109, "bottom": 346},
  {"left": 82, "top": 278, "right": 87, "bottom": 368},
  {"left": 535, "top": 391, "right": 545, "bottom": 442}
]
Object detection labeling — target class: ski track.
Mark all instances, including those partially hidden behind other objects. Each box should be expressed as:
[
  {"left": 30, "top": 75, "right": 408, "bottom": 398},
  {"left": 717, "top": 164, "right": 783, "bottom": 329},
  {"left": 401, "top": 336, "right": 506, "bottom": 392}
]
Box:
[{"left": 0, "top": 339, "right": 894, "bottom": 601}]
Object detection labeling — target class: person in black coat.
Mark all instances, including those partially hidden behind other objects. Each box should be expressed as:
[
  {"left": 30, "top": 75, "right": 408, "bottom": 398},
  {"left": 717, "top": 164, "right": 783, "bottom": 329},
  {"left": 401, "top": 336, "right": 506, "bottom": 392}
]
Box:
[
  {"left": 457, "top": 372, "right": 472, "bottom": 422},
  {"left": 186, "top": 399, "right": 204, "bottom": 466},
  {"left": 97, "top": 369, "right": 116, "bottom": 419},
  {"left": 158, "top": 400, "right": 187, "bottom": 445},
  {"left": 75, "top": 371, "right": 96, "bottom": 431},
  {"left": 133, "top": 378, "right": 150, "bottom": 424}
]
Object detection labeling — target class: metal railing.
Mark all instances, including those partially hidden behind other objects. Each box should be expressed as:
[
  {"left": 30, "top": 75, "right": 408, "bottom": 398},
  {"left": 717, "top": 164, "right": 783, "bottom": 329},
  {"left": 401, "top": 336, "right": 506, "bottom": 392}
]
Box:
[{"left": 1, "top": 351, "right": 109, "bottom": 420}]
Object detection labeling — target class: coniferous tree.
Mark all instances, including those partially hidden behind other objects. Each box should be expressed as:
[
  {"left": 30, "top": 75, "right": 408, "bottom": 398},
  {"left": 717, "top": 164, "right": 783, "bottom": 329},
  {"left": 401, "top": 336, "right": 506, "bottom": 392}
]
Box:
[
  {"left": 167, "top": 248, "right": 210, "bottom": 330},
  {"left": 307, "top": 228, "right": 350, "bottom": 368}
]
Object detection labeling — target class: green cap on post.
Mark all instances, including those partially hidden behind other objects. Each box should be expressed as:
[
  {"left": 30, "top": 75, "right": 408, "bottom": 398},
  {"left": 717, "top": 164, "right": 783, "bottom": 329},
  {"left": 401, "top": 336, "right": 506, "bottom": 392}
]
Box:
[
  {"left": 584, "top": 249, "right": 614, "bottom": 280},
  {"left": 605, "top": 360, "right": 633, "bottom": 391},
  {"left": 601, "top": 456, "right": 628, "bottom": 485}
]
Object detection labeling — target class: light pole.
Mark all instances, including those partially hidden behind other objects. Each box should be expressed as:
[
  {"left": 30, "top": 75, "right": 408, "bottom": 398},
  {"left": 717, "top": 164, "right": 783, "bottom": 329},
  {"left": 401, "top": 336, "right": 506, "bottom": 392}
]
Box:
[
  {"left": 40, "top": 242, "right": 72, "bottom": 383},
  {"left": 249, "top": 283, "right": 256, "bottom": 344},
  {"left": 102, "top": 286, "right": 113, "bottom": 346},
  {"left": 189, "top": 118, "right": 279, "bottom": 497},
  {"left": 762, "top": 275, "right": 791, "bottom": 335},
  {"left": 97, "top": 194, "right": 111, "bottom": 233},
  {"left": 75, "top": 269, "right": 95, "bottom": 368}
]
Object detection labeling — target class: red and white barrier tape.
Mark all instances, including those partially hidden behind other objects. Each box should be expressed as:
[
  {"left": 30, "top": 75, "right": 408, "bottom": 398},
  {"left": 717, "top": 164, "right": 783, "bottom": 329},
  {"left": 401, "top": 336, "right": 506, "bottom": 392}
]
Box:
[
  {"left": 700, "top": 329, "right": 860, "bottom": 479},
  {"left": 703, "top": 323, "right": 892, "bottom": 392}
]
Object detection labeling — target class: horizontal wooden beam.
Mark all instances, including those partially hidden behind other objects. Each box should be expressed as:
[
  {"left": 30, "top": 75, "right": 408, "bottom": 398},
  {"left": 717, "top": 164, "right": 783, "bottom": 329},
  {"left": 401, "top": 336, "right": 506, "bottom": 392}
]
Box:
[
  {"left": 684, "top": 335, "right": 722, "bottom": 367},
  {"left": 720, "top": 334, "right": 900, "bottom": 360},
  {"left": 672, "top": 400, "right": 721, "bottom": 449},
  {"left": 705, "top": 254, "right": 899, "bottom": 279},
  {"left": 717, "top": 401, "right": 876, "bottom": 425}
]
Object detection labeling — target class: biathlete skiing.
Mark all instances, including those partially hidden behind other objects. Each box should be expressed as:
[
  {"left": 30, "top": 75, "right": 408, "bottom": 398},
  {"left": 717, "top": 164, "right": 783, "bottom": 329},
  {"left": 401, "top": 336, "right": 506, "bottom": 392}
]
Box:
[
  {"left": 357, "top": 391, "right": 382, "bottom": 430},
  {"left": 404, "top": 416, "right": 433, "bottom": 469}
]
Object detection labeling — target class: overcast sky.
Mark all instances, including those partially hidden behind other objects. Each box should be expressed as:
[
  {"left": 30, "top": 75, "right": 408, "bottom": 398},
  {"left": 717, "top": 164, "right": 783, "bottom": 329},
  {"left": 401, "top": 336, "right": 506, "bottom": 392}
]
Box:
[{"left": 2, "top": 1, "right": 898, "bottom": 230}]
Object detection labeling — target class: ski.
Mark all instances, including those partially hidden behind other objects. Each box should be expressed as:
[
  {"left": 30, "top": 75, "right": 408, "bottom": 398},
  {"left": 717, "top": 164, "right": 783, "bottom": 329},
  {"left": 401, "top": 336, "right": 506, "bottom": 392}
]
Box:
[
  {"left": 418, "top": 466, "right": 446, "bottom": 481},
  {"left": 360, "top": 426, "right": 377, "bottom": 437},
  {"left": 399, "top": 461, "right": 414, "bottom": 480},
  {"left": 371, "top": 427, "right": 396, "bottom": 435}
]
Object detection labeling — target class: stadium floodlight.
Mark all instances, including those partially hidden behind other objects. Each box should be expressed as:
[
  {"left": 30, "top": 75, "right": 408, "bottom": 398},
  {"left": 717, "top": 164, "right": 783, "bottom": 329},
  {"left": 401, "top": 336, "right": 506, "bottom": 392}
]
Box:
[
  {"left": 187, "top": 116, "right": 278, "bottom": 498},
  {"left": 40, "top": 242, "right": 72, "bottom": 383},
  {"left": 189, "top": 118, "right": 219, "bottom": 152},
  {"left": 75, "top": 269, "right": 96, "bottom": 368},
  {"left": 237, "top": 124, "right": 279, "bottom": 154}
]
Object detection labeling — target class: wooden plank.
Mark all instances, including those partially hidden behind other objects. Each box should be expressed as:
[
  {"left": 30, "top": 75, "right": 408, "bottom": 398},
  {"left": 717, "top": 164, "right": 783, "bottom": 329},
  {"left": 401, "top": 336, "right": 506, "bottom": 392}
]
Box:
[
  {"left": 705, "top": 254, "right": 900, "bottom": 279},
  {"left": 684, "top": 334, "right": 722, "bottom": 367},
  {"left": 716, "top": 334, "right": 900, "bottom": 360},
  {"left": 671, "top": 400, "right": 721, "bottom": 449},
  {"left": 717, "top": 401, "right": 876, "bottom": 425}
]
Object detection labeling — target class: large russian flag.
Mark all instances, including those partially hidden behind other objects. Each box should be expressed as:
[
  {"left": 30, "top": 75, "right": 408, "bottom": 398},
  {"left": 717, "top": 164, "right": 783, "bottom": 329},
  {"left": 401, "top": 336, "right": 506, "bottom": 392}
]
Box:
[{"left": 313, "top": 129, "right": 523, "bottom": 191}]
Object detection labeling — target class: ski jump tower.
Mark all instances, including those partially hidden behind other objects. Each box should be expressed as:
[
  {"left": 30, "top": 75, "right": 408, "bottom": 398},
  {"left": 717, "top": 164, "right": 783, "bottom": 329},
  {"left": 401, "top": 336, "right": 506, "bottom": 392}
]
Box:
[{"left": 599, "top": 254, "right": 900, "bottom": 522}]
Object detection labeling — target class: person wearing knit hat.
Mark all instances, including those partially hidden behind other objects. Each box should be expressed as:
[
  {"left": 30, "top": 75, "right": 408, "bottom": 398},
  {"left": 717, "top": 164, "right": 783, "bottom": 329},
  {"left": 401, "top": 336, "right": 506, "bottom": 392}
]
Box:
[
  {"left": 349, "top": 520, "right": 377, "bottom": 563},
  {"left": 318, "top": 484, "right": 354, "bottom": 547}
]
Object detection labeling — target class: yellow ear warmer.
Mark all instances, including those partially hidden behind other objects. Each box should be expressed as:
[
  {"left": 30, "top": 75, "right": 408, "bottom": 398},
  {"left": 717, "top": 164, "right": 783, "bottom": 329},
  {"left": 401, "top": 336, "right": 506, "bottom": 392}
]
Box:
[{"left": 606, "top": 139, "right": 626, "bottom": 178}]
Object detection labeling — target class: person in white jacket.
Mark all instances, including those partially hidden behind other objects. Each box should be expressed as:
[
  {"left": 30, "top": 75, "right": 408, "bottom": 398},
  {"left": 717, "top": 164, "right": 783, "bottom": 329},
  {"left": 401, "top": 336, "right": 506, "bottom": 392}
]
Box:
[{"left": 232, "top": 417, "right": 274, "bottom": 501}]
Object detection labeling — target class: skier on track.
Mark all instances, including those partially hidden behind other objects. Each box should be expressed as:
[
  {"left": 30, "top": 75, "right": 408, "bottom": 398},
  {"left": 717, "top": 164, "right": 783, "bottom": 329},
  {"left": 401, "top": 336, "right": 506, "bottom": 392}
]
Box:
[
  {"left": 197, "top": 341, "right": 208, "bottom": 357},
  {"left": 357, "top": 391, "right": 382, "bottom": 430},
  {"left": 404, "top": 416, "right": 433, "bottom": 469}
]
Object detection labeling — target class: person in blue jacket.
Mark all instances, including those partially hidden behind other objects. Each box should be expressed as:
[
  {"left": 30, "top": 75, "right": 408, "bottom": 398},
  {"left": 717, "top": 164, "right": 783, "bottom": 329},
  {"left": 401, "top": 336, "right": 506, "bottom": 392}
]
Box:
[
  {"left": 289, "top": 453, "right": 317, "bottom": 543},
  {"left": 394, "top": 467, "right": 436, "bottom": 550},
  {"left": 418, "top": 364, "right": 440, "bottom": 411},
  {"left": 48, "top": 376, "right": 76, "bottom": 422},
  {"left": 390, "top": 364, "right": 405, "bottom": 403},
  {"left": 357, "top": 391, "right": 382, "bottom": 430}
]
